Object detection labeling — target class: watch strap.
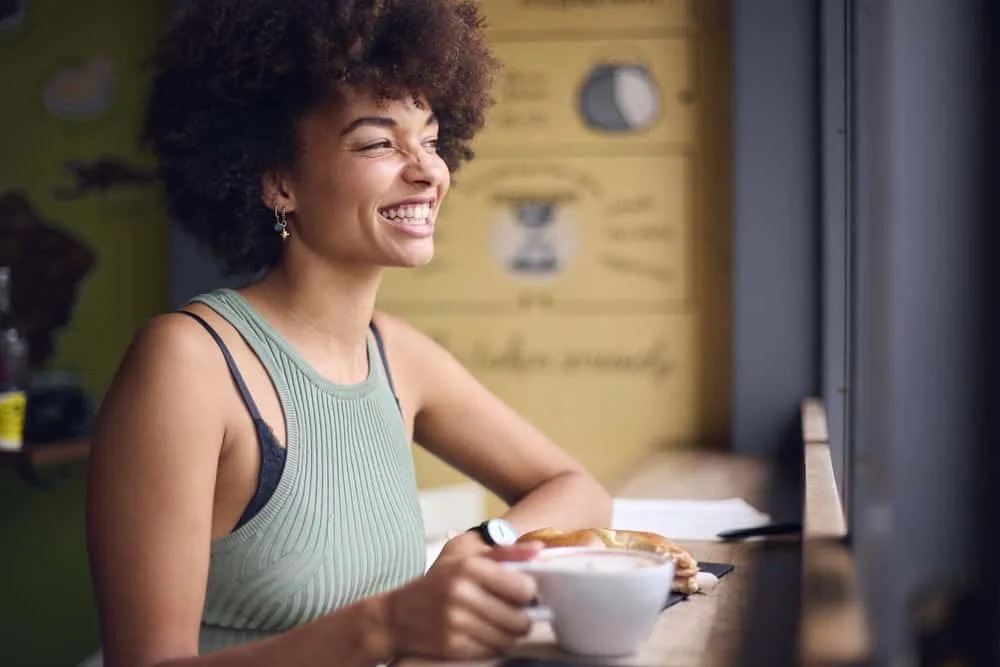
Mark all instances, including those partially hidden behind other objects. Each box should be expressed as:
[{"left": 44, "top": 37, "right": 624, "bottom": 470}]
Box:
[{"left": 469, "top": 520, "right": 495, "bottom": 545}]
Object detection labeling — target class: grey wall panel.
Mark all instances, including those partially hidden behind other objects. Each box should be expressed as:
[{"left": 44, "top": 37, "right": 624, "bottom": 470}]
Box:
[{"left": 731, "top": 0, "right": 822, "bottom": 455}]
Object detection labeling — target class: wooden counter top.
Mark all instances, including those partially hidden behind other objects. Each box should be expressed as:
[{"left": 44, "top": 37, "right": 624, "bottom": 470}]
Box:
[
  {"left": 798, "top": 400, "right": 871, "bottom": 667},
  {"left": 397, "top": 450, "right": 770, "bottom": 667}
]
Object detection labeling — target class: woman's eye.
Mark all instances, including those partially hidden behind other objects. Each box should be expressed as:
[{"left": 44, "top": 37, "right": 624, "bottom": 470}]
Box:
[
  {"left": 358, "top": 140, "right": 393, "bottom": 152},
  {"left": 423, "top": 138, "right": 439, "bottom": 152}
]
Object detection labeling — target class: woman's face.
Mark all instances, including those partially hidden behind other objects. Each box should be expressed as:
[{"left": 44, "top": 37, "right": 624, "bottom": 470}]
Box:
[{"left": 277, "top": 90, "right": 450, "bottom": 269}]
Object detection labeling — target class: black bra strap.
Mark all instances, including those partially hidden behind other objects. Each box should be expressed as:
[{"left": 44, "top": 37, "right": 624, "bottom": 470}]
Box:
[
  {"left": 177, "top": 310, "right": 265, "bottom": 422},
  {"left": 368, "top": 320, "right": 400, "bottom": 408}
]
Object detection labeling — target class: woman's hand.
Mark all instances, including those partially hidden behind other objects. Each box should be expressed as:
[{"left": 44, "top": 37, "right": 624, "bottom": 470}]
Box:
[
  {"left": 430, "top": 530, "right": 493, "bottom": 566},
  {"left": 384, "top": 542, "right": 542, "bottom": 660}
]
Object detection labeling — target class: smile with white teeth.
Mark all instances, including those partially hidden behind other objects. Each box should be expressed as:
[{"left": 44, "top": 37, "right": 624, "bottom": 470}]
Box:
[{"left": 378, "top": 203, "right": 433, "bottom": 225}]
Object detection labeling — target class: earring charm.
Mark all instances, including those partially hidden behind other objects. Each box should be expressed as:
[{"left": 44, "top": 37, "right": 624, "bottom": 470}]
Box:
[{"left": 274, "top": 205, "right": 290, "bottom": 240}]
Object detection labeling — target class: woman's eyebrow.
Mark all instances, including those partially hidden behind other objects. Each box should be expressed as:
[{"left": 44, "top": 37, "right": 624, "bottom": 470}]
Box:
[{"left": 339, "top": 112, "right": 437, "bottom": 136}]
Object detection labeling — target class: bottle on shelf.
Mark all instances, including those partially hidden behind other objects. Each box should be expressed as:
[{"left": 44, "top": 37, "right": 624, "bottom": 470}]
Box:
[{"left": 0, "top": 266, "right": 28, "bottom": 452}]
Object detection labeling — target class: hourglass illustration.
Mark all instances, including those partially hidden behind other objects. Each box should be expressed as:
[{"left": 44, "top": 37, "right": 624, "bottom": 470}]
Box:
[{"left": 491, "top": 192, "right": 578, "bottom": 279}]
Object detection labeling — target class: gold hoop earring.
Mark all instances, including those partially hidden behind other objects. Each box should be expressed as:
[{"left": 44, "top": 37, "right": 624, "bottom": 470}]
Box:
[{"left": 273, "top": 205, "right": 290, "bottom": 240}]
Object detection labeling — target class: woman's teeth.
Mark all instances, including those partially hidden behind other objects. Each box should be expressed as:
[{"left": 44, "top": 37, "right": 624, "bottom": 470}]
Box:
[{"left": 379, "top": 204, "right": 432, "bottom": 224}]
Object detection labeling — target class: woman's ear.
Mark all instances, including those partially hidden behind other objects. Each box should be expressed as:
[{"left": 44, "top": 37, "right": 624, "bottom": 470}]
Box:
[{"left": 261, "top": 170, "right": 296, "bottom": 213}]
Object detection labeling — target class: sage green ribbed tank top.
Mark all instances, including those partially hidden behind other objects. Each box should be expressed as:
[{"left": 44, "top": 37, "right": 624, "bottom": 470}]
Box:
[{"left": 189, "top": 289, "right": 427, "bottom": 654}]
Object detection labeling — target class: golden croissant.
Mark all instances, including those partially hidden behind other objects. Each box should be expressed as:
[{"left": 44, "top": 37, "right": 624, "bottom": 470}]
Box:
[{"left": 516, "top": 527, "right": 703, "bottom": 594}]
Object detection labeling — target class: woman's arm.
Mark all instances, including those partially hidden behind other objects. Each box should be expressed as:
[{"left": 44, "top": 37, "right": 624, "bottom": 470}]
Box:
[
  {"left": 86, "top": 314, "right": 537, "bottom": 667},
  {"left": 372, "top": 312, "right": 613, "bottom": 539},
  {"left": 85, "top": 314, "right": 385, "bottom": 667}
]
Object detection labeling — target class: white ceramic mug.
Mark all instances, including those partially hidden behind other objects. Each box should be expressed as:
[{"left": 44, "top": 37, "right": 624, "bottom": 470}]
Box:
[{"left": 506, "top": 547, "right": 675, "bottom": 657}]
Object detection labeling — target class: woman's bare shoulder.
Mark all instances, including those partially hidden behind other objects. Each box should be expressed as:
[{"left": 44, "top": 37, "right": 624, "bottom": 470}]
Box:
[{"left": 89, "top": 309, "right": 231, "bottom": 458}]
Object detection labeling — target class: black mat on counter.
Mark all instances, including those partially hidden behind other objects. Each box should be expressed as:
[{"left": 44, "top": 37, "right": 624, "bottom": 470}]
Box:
[{"left": 663, "top": 561, "right": 735, "bottom": 610}]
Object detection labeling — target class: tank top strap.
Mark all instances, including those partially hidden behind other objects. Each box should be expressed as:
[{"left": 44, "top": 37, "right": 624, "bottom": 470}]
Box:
[
  {"left": 368, "top": 320, "right": 400, "bottom": 410},
  {"left": 176, "top": 309, "right": 265, "bottom": 423}
]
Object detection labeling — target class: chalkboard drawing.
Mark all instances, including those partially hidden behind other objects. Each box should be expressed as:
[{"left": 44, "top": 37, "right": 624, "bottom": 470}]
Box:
[
  {"left": 491, "top": 193, "right": 578, "bottom": 281},
  {"left": 0, "top": 0, "right": 27, "bottom": 33},
  {"left": 577, "top": 62, "right": 661, "bottom": 134},
  {"left": 42, "top": 56, "right": 116, "bottom": 121}
]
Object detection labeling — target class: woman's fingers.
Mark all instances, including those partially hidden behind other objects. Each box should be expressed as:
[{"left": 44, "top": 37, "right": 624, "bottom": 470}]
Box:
[
  {"left": 449, "top": 576, "right": 534, "bottom": 638},
  {"left": 487, "top": 541, "right": 544, "bottom": 562},
  {"left": 388, "top": 549, "right": 542, "bottom": 660},
  {"left": 448, "top": 603, "right": 526, "bottom": 653},
  {"left": 461, "top": 556, "right": 538, "bottom": 608}
]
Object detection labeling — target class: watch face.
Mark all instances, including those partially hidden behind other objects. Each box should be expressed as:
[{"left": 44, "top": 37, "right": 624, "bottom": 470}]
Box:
[{"left": 486, "top": 519, "right": 518, "bottom": 546}]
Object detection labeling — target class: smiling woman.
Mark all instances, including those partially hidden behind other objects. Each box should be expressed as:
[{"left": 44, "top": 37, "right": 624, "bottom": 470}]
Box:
[
  {"left": 280, "top": 96, "right": 447, "bottom": 268},
  {"left": 141, "top": 0, "right": 496, "bottom": 277},
  {"left": 84, "top": 2, "right": 612, "bottom": 667},
  {"left": 247, "top": 94, "right": 446, "bottom": 274}
]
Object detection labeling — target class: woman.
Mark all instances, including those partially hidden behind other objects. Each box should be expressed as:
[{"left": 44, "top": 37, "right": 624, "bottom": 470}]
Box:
[{"left": 84, "top": 1, "right": 612, "bottom": 666}]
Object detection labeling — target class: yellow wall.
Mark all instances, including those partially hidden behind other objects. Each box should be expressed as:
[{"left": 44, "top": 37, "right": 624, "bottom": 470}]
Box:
[
  {"left": 0, "top": 2, "right": 170, "bottom": 665},
  {"left": 379, "top": 0, "right": 733, "bottom": 512}
]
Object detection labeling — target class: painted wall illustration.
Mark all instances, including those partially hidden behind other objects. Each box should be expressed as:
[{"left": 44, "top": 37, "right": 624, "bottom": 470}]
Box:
[
  {"left": 0, "top": 0, "right": 168, "bottom": 398},
  {"left": 0, "top": 1, "right": 170, "bottom": 666},
  {"left": 379, "top": 0, "right": 733, "bottom": 507},
  {"left": 0, "top": 190, "right": 97, "bottom": 368},
  {"left": 578, "top": 61, "right": 662, "bottom": 133}
]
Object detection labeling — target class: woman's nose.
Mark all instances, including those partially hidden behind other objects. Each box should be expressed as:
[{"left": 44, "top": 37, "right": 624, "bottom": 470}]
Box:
[{"left": 402, "top": 150, "right": 441, "bottom": 186}]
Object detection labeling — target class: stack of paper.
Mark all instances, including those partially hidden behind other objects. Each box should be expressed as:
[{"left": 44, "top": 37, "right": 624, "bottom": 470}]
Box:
[
  {"left": 423, "top": 497, "right": 772, "bottom": 570},
  {"left": 611, "top": 497, "right": 771, "bottom": 541}
]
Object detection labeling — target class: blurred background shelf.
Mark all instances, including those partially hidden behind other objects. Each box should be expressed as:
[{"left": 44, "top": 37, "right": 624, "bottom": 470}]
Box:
[{"left": 0, "top": 438, "right": 90, "bottom": 487}]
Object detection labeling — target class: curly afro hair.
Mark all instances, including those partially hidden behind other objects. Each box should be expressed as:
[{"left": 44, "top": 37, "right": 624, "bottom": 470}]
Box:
[{"left": 141, "top": 0, "right": 500, "bottom": 275}]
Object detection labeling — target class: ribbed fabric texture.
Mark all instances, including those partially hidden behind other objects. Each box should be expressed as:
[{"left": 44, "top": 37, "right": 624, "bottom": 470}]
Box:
[{"left": 188, "top": 289, "right": 427, "bottom": 654}]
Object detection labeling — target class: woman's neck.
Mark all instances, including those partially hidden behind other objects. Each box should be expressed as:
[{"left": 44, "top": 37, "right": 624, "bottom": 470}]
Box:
[{"left": 243, "top": 255, "right": 383, "bottom": 362}]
